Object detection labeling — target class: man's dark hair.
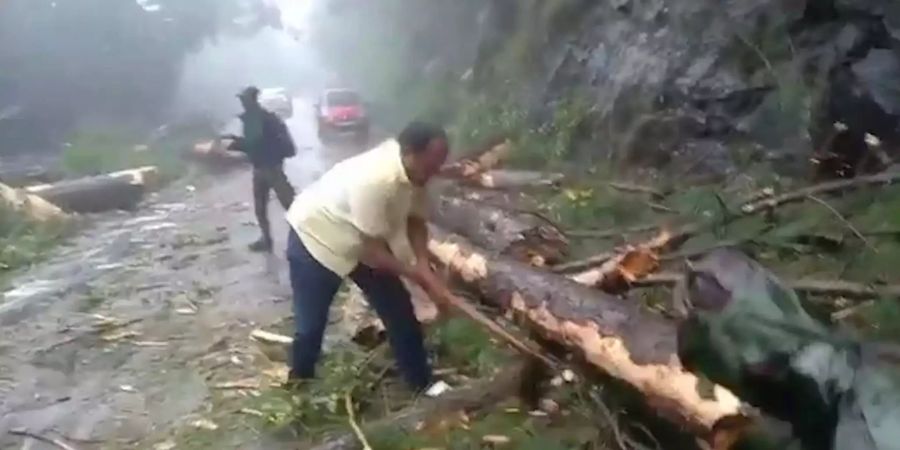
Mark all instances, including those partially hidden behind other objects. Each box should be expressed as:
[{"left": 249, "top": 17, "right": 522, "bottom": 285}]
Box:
[{"left": 398, "top": 121, "right": 447, "bottom": 154}]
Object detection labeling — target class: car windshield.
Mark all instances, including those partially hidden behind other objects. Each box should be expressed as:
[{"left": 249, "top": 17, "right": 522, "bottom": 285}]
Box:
[{"left": 327, "top": 90, "right": 360, "bottom": 107}]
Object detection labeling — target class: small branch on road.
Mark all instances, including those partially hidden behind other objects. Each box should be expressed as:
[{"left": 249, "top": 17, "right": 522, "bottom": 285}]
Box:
[{"left": 10, "top": 429, "right": 80, "bottom": 450}]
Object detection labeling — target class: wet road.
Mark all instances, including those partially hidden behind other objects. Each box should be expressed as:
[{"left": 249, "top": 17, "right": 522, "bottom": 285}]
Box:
[{"left": 0, "top": 98, "right": 369, "bottom": 449}]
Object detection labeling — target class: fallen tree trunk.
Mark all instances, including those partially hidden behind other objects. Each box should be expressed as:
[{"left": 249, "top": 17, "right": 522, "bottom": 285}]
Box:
[
  {"left": 427, "top": 227, "right": 744, "bottom": 438},
  {"left": 431, "top": 196, "right": 568, "bottom": 266},
  {"left": 25, "top": 166, "right": 158, "bottom": 213},
  {"left": 309, "top": 360, "right": 526, "bottom": 450},
  {"left": 461, "top": 169, "right": 564, "bottom": 189},
  {"left": 0, "top": 181, "right": 69, "bottom": 222}
]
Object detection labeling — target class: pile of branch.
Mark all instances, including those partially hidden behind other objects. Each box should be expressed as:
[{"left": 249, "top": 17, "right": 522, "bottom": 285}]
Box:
[
  {"left": 309, "top": 360, "right": 527, "bottom": 450},
  {"left": 559, "top": 169, "right": 900, "bottom": 278}
]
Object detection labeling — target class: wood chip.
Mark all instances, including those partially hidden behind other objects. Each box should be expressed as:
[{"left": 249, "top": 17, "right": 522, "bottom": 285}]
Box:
[
  {"left": 190, "top": 419, "right": 218, "bottom": 431},
  {"left": 134, "top": 341, "right": 168, "bottom": 347},
  {"left": 153, "top": 441, "right": 176, "bottom": 450},
  {"left": 239, "top": 408, "right": 265, "bottom": 417},
  {"left": 101, "top": 331, "right": 141, "bottom": 342},
  {"left": 482, "top": 435, "right": 511, "bottom": 445}
]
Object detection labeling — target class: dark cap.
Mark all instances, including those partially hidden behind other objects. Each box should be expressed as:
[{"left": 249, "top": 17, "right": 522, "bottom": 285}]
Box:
[{"left": 237, "top": 86, "right": 260, "bottom": 100}]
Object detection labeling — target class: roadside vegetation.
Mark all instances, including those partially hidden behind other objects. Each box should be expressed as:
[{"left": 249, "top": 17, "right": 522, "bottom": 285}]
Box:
[
  {"left": 0, "top": 203, "right": 70, "bottom": 286},
  {"left": 61, "top": 121, "right": 216, "bottom": 182}
]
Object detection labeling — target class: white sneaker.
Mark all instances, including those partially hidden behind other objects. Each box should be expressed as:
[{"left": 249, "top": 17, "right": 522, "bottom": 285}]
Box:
[{"left": 424, "top": 380, "right": 452, "bottom": 398}]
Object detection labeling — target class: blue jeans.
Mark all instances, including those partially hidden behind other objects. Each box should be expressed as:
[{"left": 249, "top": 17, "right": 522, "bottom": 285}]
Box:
[{"left": 286, "top": 229, "right": 432, "bottom": 390}]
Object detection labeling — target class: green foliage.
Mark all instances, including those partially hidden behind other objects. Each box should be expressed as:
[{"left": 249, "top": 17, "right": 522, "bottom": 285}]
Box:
[
  {"left": 860, "top": 297, "right": 900, "bottom": 340},
  {"left": 451, "top": 97, "right": 529, "bottom": 152},
  {"left": 542, "top": 182, "right": 657, "bottom": 234},
  {"left": 452, "top": 94, "right": 591, "bottom": 167},
  {"left": 250, "top": 347, "right": 374, "bottom": 434},
  {"left": 0, "top": 203, "right": 69, "bottom": 277}
]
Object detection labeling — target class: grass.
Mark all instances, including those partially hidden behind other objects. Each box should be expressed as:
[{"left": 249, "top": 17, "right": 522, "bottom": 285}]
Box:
[{"left": 61, "top": 121, "right": 214, "bottom": 183}]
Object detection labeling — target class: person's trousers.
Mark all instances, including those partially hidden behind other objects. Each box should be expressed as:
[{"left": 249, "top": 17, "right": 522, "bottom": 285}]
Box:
[
  {"left": 253, "top": 164, "right": 295, "bottom": 241},
  {"left": 286, "top": 228, "right": 432, "bottom": 390}
]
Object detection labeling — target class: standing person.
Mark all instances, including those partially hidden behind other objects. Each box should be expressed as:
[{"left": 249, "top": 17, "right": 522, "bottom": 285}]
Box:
[
  {"left": 285, "top": 121, "right": 450, "bottom": 392},
  {"left": 227, "top": 86, "right": 296, "bottom": 252}
]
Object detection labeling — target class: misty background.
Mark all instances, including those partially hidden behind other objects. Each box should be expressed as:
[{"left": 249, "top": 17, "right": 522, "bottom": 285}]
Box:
[{"left": 0, "top": 0, "right": 327, "bottom": 158}]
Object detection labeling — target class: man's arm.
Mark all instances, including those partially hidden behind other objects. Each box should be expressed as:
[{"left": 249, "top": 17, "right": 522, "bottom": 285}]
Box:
[
  {"left": 359, "top": 236, "right": 417, "bottom": 280},
  {"left": 225, "top": 136, "right": 247, "bottom": 153},
  {"left": 408, "top": 216, "right": 430, "bottom": 268}
]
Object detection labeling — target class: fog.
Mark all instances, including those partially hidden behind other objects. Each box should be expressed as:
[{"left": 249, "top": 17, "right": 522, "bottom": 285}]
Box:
[
  {"left": 170, "top": 27, "right": 323, "bottom": 123},
  {"left": 0, "top": 0, "right": 324, "bottom": 157}
]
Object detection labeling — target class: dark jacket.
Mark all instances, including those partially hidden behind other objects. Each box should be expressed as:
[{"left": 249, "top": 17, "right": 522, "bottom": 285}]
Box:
[{"left": 229, "top": 109, "right": 296, "bottom": 167}]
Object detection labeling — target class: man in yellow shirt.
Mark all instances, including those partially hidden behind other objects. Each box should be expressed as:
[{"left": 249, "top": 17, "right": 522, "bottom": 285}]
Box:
[{"left": 285, "top": 121, "right": 449, "bottom": 391}]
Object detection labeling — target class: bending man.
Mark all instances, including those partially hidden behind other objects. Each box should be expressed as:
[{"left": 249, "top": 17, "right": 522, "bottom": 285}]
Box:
[{"left": 285, "top": 121, "right": 449, "bottom": 391}]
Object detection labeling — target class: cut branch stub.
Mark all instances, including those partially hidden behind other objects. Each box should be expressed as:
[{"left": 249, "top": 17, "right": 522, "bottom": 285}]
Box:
[{"left": 569, "top": 230, "right": 672, "bottom": 294}]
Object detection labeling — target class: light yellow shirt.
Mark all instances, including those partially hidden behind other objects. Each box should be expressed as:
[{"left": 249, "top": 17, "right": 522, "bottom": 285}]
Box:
[{"left": 286, "top": 139, "right": 428, "bottom": 276}]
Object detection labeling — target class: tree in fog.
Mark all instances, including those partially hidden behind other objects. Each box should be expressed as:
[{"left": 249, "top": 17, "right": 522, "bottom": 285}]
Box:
[{"left": 0, "top": 0, "right": 279, "bottom": 152}]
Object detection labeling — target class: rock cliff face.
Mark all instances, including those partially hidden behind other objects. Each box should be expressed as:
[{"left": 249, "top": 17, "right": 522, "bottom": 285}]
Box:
[{"left": 314, "top": 0, "right": 900, "bottom": 177}]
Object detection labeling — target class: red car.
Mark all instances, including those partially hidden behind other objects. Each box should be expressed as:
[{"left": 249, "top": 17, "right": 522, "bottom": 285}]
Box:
[{"left": 314, "top": 88, "right": 369, "bottom": 145}]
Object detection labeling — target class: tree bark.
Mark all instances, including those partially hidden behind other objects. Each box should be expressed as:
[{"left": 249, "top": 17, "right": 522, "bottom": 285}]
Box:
[
  {"left": 427, "top": 227, "right": 743, "bottom": 436},
  {"left": 308, "top": 360, "right": 526, "bottom": 450},
  {"left": 430, "top": 196, "right": 568, "bottom": 266},
  {"left": 25, "top": 167, "right": 158, "bottom": 213}
]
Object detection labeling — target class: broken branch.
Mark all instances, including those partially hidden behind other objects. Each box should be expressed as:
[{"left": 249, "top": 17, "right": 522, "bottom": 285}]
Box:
[
  {"left": 344, "top": 392, "right": 373, "bottom": 450},
  {"left": 631, "top": 272, "right": 900, "bottom": 300},
  {"left": 9, "top": 430, "right": 79, "bottom": 450},
  {"left": 608, "top": 182, "right": 666, "bottom": 199},
  {"left": 309, "top": 360, "right": 527, "bottom": 450},
  {"left": 805, "top": 194, "right": 876, "bottom": 253}
]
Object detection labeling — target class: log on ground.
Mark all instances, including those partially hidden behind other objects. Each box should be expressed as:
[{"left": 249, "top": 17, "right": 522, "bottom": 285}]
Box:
[
  {"left": 25, "top": 166, "right": 158, "bottom": 213},
  {"left": 0, "top": 181, "right": 69, "bottom": 222},
  {"left": 309, "top": 360, "right": 526, "bottom": 450},
  {"left": 431, "top": 196, "right": 568, "bottom": 265},
  {"left": 191, "top": 139, "right": 248, "bottom": 169},
  {"left": 427, "top": 227, "right": 743, "bottom": 437}
]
